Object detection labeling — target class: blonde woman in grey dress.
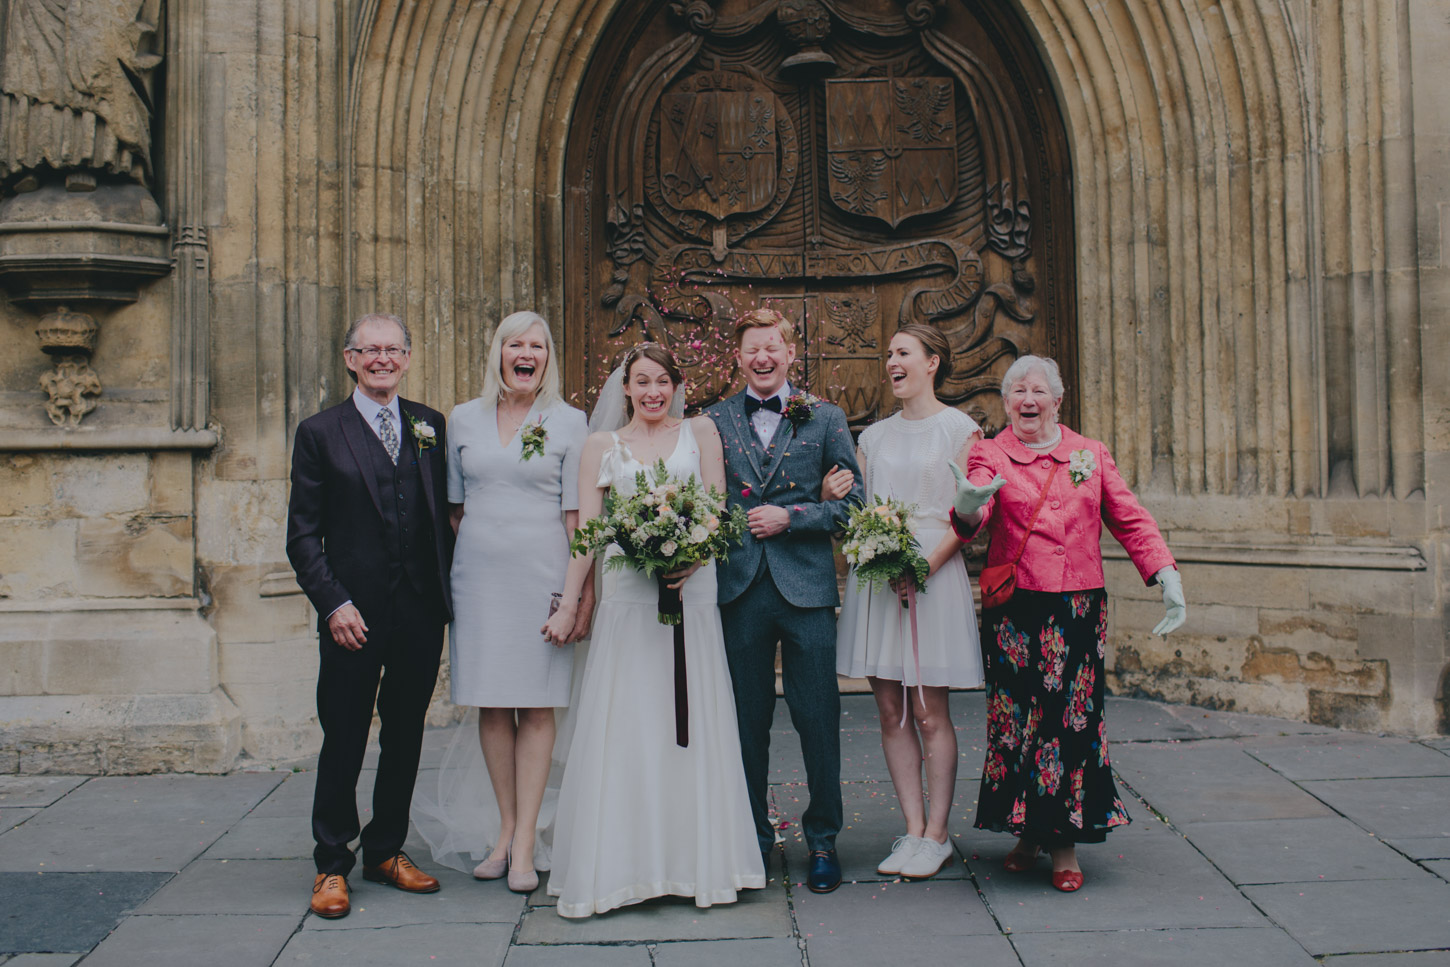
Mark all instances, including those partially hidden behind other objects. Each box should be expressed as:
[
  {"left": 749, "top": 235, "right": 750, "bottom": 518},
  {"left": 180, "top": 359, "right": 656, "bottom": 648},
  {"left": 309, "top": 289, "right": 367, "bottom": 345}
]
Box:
[{"left": 413, "top": 311, "right": 590, "bottom": 893}]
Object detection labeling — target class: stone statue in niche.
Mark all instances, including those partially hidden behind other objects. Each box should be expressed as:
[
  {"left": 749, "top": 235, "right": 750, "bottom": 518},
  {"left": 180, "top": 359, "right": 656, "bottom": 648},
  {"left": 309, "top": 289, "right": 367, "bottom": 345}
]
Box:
[
  {"left": 0, "top": 0, "right": 163, "bottom": 191},
  {"left": 0, "top": 0, "right": 170, "bottom": 428}
]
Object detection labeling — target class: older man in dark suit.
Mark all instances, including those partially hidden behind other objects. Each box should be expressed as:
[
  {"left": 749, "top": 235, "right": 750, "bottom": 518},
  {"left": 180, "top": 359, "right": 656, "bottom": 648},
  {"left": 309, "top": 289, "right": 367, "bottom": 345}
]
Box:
[{"left": 286, "top": 313, "right": 454, "bottom": 918}]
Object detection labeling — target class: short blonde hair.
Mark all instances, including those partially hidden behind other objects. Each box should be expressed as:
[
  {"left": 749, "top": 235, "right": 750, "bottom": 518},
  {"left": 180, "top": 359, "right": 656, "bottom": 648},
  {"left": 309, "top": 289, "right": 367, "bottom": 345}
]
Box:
[
  {"left": 480, "top": 311, "right": 561, "bottom": 409},
  {"left": 733, "top": 307, "right": 797, "bottom": 347}
]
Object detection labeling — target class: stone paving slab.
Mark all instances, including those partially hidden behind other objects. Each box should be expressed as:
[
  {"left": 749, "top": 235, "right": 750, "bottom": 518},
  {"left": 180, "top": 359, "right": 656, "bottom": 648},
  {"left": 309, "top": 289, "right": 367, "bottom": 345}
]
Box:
[
  {"left": 1242, "top": 874, "right": 1450, "bottom": 955},
  {"left": 302, "top": 865, "right": 526, "bottom": 929},
  {"left": 1103, "top": 696, "right": 1204, "bottom": 742},
  {"left": 1423, "top": 859, "right": 1450, "bottom": 882},
  {"left": 1388, "top": 838, "right": 1450, "bottom": 861},
  {"left": 80, "top": 915, "right": 299, "bottom": 967},
  {"left": 3, "top": 954, "right": 84, "bottom": 966},
  {"left": 1, "top": 809, "right": 38, "bottom": 831},
  {"left": 0, "top": 777, "right": 87, "bottom": 808},
  {"left": 279, "top": 920, "right": 513, "bottom": 966},
  {"left": 202, "top": 816, "right": 315, "bottom": 860},
  {"left": 654, "top": 937, "right": 802, "bottom": 966},
  {"left": 1167, "top": 707, "right": 1339, "bottom": 739},
  {"left": 959, "top": 816, "right": 1264, "bottom": 934},
  {"left": 0, "top": 773, "right": 284, "bottom": 873},
  {"left": 1009, "top": 926, "right": 1318, "bottom": 966},
  {"left": 0, "top": 871, "right": 172, "bottom": 953},
  {"left": 1181, "top": 817, "right": 1425, "bottom": 884},
  {"left": 806, "top": 930, "right": 1020, "bottom": 966},
  {"left": 136, "top": 858, "right": 316, "bottom": 915},
  {"left": 502, "top": 944, "right": 651, "bottom": 967},
  {"left": 1321, "top": 954, "right": 1450, "bottom": 966},
  {"left": 1299, "top": 777, "right": 1450, "bottom": 845},
  {"left": 516, "top": 880, "right": 792, "bottom": 944},
  {"left": 790, "top": 878, "right": 998, "bottom": 938},
  {"left": 1245, "top": 734, "right": 1450, "bottom": 780},
  {"left": 1112, "top": 740, "right": 1333, "bottom": 824}
]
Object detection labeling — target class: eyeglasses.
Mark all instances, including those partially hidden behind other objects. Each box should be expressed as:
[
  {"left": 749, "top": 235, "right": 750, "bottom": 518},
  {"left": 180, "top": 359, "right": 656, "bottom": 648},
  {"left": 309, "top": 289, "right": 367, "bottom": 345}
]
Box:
[{"left": 347, "top": 346, "right": 408, "bottom": 359}]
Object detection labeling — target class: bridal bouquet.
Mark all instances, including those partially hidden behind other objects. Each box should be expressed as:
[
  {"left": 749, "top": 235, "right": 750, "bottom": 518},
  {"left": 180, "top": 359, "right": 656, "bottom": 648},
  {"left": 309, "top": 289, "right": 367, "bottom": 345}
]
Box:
[
  {"left": 571, "top": 459, "right": 747, "bottom": 625},
  {"left": 841, "top": 496, "right": 930, "bottom": 596}
]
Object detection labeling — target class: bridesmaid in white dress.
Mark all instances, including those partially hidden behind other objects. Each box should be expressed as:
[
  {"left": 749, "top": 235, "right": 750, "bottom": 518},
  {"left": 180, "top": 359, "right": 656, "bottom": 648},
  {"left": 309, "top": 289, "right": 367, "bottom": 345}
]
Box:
[
  {"left": 836, "top": 323, "right": 985, "bottom": 880},
  {"left": 427, "top": 311, "right": 591, "bottom": 892},
  {"left": 541, "top": 343, "right": 765, "bottom": 918}
]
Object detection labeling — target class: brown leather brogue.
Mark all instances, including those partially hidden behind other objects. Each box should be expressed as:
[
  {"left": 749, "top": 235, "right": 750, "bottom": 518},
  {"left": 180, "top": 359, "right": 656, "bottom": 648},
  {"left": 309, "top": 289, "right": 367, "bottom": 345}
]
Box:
[
  {"left": 362, "top": 852, "right": 440, "bottom": 893},
  {"left": 310, "top": 873, "right": 351, "bottom": 918}
]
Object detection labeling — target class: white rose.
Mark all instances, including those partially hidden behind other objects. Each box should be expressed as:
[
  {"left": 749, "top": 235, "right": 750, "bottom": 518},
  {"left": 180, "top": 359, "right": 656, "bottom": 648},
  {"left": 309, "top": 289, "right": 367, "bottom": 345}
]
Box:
[
  {"left": 689, "top": 525, "right": 709, "bottom": 544},
  {"left": 660, "top": 540, "right": 678, "bottom": 557}
]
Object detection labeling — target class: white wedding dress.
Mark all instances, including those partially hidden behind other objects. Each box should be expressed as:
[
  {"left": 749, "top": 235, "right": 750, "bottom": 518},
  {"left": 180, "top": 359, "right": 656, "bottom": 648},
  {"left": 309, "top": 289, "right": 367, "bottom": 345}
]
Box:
[{"left": 547, "top": 420, "right": 765, "bottom": 917}]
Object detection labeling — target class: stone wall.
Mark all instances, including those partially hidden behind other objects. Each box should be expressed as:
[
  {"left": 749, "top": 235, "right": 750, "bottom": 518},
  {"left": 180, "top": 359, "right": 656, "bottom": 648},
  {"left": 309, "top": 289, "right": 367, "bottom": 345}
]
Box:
[{"left": 1, "top": 0, "right": 1446, "bottom": 774}]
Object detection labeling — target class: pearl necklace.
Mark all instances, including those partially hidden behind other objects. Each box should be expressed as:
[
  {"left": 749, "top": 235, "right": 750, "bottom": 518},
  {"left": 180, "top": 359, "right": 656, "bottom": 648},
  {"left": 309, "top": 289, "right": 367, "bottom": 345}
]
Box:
[{"left": 1022, "top": 428, "right": 1062, "bottom": 450}]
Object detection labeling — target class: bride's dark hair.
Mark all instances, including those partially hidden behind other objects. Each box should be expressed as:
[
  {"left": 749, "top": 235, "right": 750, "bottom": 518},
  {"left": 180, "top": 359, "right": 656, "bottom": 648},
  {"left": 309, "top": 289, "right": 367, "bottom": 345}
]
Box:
[{"left": 622, "top": 343, "right": 684, "bottom": 418}]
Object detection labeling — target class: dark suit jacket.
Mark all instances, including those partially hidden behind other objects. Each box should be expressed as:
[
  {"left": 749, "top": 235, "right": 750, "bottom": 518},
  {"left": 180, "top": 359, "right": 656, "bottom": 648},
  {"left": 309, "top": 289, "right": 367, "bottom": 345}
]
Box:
[
  {"left": 707, "top": 390, "right": 863, "bottom": 609},
  {"left": 286, "top": 395, "right": 455, "bottom": 630}
]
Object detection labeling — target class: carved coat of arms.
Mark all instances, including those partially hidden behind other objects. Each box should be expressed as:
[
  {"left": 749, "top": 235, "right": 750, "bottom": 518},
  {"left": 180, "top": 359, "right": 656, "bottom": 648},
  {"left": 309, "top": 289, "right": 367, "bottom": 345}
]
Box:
[
  {"left": 658, "top": 76, "right": 780, "bottom": 220},
  {"left": 825, "top": 77, "right": 957, "bottom": 227}
]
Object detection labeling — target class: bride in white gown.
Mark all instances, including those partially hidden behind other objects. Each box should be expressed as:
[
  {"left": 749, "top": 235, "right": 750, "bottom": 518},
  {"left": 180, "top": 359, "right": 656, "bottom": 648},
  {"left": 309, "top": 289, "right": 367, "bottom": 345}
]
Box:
[{"left": 540, "top": 343, "right": 765, "bottom": 918}]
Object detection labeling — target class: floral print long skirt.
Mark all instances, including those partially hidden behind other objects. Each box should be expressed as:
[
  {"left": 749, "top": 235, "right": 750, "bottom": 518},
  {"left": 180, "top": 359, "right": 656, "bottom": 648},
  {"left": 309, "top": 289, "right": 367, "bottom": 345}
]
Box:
[{"left": 975, "top": 588, "right": 1130, "bottom": 846}]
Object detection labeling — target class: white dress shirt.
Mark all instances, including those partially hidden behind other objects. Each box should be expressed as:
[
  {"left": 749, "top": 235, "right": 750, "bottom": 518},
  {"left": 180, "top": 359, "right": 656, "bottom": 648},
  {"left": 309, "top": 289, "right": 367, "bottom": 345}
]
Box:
[
  {"left": 745, "top": 382, "right": 791, "bottom": 448},
  {"left": 352, "top": 387, "right": 402, "bottom": 444}
]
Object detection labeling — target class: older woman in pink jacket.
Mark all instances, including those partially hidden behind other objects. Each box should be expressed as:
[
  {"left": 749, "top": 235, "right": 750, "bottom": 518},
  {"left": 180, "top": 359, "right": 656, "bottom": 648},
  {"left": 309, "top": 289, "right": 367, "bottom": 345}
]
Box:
[{"left": 949, "top": 355, "right": 1186, "bottom": 893}]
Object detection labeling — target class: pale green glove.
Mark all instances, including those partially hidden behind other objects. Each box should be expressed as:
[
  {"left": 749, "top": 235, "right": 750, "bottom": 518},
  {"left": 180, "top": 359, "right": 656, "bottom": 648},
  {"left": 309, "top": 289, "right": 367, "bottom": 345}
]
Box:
[
  {"left": 948, "top": 462, "right": 1007, "bottom": 518},
  {"left": 1153, "top": 567, "right": 1186, "bottom": 636}
]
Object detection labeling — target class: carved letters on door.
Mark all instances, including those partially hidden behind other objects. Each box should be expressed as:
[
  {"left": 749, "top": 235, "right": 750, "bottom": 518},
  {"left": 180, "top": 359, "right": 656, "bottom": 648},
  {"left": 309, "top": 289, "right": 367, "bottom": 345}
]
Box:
[{"left": 564, "top": 0, "right": 1074, "bottom": 433}]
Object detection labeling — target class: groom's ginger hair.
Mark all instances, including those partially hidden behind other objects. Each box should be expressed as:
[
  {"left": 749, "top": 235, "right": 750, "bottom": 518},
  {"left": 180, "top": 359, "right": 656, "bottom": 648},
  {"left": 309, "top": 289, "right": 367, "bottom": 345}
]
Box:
[{"left": 733, "top": 308, "right": 797, "bottom": 346}]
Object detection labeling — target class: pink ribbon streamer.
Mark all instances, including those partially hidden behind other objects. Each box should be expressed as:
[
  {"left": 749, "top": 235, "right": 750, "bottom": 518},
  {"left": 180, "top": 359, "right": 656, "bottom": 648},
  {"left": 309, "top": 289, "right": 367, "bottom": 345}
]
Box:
[{"left": 899, "top": 583, "right": 927, "bottom": 728}]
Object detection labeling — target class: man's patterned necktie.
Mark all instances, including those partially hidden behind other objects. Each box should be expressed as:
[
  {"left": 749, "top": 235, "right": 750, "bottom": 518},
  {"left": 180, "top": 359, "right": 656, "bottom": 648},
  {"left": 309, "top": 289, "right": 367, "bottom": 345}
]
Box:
[{"left": 378, "top": 408, "right": 400, "bottom": 464}]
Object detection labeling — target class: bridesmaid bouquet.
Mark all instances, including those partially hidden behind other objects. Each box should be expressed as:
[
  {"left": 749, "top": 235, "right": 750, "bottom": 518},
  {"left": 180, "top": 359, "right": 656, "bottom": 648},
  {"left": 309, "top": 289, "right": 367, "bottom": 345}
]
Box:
[
  {"left": 571, "top": 459, "right": 747, "bottom": 625},
  {"left": 841, "top": 496, "right": 930, "bottom": 596}
]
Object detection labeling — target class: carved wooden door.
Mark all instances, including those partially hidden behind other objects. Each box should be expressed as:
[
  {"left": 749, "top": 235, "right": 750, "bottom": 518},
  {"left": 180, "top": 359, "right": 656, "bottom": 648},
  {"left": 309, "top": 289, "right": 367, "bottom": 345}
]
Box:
[{"left": 564, "top": 0, "right": 1075, "bottom": 433}]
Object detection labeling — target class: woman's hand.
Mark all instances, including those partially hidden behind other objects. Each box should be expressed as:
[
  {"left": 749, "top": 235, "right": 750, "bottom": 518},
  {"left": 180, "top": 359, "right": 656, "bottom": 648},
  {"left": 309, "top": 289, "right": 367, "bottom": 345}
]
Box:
[
  {"left": 1153, "top": 567, "right": 1186, "bottom": 636},
  {"left": 949, "top": 462, "right": 1006, "bottom": 518},
  {"left": 663, "top": 561, "right": 702, "bottom": 590},
  {"left": 820, "top": 464, "right": 854, "bottom": 502},
  {"left": 541, "top": 603, "right": 577, "bottom": 647},
  {"left": 567, "top": 585, "right": 596, "bottom": 642}
]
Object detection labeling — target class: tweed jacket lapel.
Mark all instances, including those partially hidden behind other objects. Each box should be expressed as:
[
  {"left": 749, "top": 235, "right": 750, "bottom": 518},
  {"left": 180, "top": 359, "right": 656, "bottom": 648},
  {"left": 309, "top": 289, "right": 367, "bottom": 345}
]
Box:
[{"left": 725, "top": 391, "right": 767, "bottom": 482}]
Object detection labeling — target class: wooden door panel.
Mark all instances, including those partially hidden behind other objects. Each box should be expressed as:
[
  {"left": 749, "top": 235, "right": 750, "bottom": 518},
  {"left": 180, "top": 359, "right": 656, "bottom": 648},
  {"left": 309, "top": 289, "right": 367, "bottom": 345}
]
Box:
[{"left": 565, "top": 0, "right": 1074, "bottom": 433}]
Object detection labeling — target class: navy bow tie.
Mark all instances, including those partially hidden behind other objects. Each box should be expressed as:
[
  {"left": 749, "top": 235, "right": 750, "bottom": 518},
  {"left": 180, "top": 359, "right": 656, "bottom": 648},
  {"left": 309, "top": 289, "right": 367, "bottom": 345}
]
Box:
[{"left": 745, "top": 395, "right": 782, "bottom": 415}]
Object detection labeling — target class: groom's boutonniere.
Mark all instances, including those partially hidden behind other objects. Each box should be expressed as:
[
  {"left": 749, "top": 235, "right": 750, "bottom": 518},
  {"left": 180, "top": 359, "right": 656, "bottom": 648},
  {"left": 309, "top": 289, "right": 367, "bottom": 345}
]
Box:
[
  {"left": 783, "top": 391, "right": 821, "bottom": 427},
  {"left": 407, "top": 414, "right": 438, "bottom": 451},
  {"left": 1068, "top": 448, "right": 1095, "bottom": 486},
  {"left": 520, "top": 418, "right": 548, "bottom": 461}
]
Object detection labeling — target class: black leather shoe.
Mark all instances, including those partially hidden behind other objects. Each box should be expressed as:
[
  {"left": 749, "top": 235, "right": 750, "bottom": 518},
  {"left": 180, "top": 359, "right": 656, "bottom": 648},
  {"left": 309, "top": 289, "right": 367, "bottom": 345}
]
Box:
[{"left": 807, "top": 849, "right": 842, "bottom": 893}]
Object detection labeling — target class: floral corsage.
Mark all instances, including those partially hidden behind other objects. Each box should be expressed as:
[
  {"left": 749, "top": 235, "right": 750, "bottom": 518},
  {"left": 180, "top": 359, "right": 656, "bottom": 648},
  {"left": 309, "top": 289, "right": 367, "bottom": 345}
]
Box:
[
  {"left": 784, "top": 391, "right": 821, "bottom": 427},
  {"left": 1068, "top": 448, "right": 1096, "bottom": 486},
  {"left": 520, "top": 418, "right": 548, "bottom": 461},
  {"left": 407, "top": 414, "right": 438, "bottom": 451}
]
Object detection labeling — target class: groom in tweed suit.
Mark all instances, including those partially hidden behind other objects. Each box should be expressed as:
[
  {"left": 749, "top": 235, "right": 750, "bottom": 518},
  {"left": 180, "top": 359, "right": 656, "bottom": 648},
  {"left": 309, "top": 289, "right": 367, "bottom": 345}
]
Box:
[{"left": 707, "top": 308, "right": 863, "bottom": 894}]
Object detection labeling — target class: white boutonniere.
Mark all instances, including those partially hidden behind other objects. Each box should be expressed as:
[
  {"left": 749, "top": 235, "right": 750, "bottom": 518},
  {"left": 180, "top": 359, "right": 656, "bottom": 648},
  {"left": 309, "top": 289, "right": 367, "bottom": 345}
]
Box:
[
  {"left": 1068, "top": 448, "right": 1095, "bottom": 486},
  {"left": 407, "top": 414, "right": 437, "bottom": 451},
  {"left": 520, "top": 418, "right": 548, "bottom": 462}
]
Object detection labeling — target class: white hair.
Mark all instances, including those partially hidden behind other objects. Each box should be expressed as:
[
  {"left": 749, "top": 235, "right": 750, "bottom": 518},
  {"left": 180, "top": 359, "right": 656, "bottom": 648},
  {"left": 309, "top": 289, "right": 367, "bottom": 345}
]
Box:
[
  {"left": 479, "top": 311, "right": 562, "bottom": 409},
  {"left": 1001, "top": 354, "right": 1065, "bottom": 400}
]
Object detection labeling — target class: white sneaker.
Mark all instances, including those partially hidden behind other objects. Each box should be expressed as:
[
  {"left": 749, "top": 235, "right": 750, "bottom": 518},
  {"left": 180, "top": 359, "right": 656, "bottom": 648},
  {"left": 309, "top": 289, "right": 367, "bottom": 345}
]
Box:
[
  {"left": 899, "top": 835, "right": 954, "bottom": 879},
  {"left": 875, "top": 835, "right": 922, "bottom": 875}
]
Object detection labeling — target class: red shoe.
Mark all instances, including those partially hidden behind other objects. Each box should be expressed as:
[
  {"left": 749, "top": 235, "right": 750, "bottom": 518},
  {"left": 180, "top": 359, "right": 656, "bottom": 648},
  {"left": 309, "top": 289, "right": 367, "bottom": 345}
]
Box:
[{"left": 1052, "top": 869, "right": 1084, "bottom": 892}]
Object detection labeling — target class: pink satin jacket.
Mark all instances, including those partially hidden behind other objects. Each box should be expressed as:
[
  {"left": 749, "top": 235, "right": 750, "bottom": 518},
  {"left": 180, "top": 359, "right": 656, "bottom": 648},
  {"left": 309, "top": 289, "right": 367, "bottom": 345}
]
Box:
[{"left": 950, "top": 426, "right": 1175, "bottom": 591}]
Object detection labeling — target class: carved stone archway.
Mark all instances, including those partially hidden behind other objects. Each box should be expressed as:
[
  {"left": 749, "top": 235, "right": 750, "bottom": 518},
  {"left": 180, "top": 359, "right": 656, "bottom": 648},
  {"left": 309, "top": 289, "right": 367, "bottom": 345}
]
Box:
[{"left": 561, "top": 0, "right": 1075, "bottom": 432}]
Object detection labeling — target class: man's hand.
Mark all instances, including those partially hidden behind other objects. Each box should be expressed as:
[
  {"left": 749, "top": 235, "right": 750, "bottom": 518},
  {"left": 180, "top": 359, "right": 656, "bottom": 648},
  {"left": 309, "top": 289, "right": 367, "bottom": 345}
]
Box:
[
  {"left": 949, "top": 463, "right": 1006, "bottom": 518},
  {"left": 327, "top": 604, "right": 368, "bottom": 651},
  {"left": 747, "top": 505, "right": 791, "bottom": 539}
]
